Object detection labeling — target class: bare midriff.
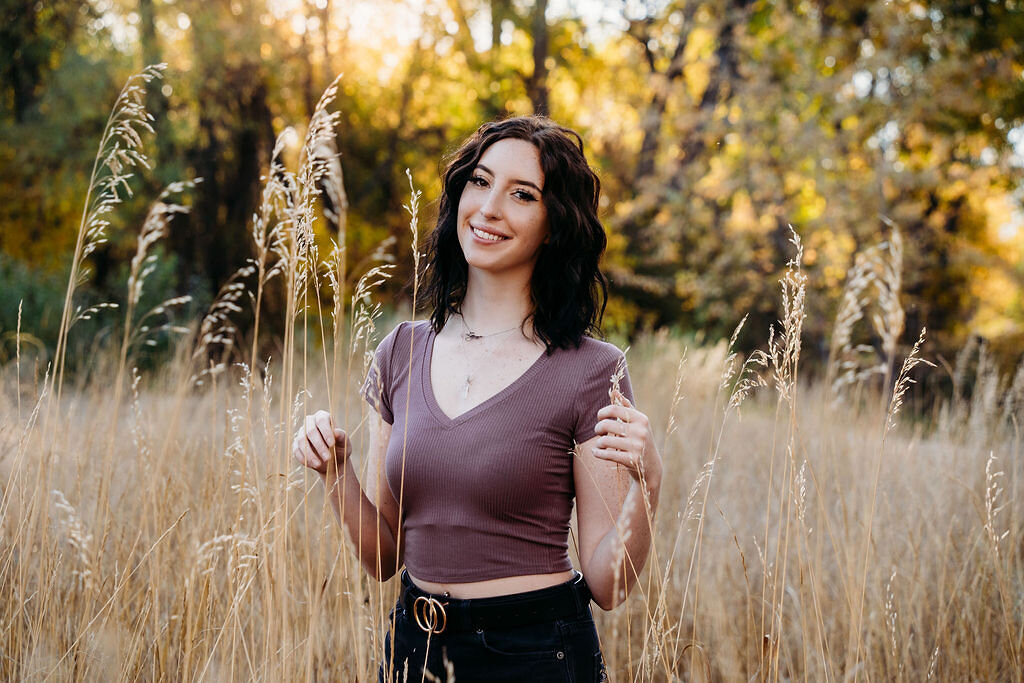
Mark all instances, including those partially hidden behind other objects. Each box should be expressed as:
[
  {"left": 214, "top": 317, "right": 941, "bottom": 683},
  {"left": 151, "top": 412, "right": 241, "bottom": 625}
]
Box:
[{"left": 409, "top": 569, "right": 576, "bottom": 599}]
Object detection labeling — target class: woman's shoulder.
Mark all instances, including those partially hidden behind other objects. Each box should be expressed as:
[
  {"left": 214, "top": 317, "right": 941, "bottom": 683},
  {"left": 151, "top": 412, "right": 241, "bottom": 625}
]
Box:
[
  {"left": 554, "top": 336, "right": 632, "bottom": 419},
  {"left": 378, "top": 319, "right": 433, "bottom": 345},
  {"left": 384, "top": 319, "right": 432, "bottom": 334},
  {"left": 548, "top": 335, "right": 627, "bottom": 378},
  {"left": 572, "top": 335, "right": 627, "bottom": 363},
  {"left": 368, "top": 321, "right": 433, "bottom": 371}
]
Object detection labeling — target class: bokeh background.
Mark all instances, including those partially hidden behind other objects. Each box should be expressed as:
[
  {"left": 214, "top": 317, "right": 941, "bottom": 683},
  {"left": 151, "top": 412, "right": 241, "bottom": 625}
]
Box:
[
  {"left": 4, "top": 3, "right": 1024, "bottom": 681},
  {"left": 2, "top": 0, "right": 1023, "bottom": 378}
]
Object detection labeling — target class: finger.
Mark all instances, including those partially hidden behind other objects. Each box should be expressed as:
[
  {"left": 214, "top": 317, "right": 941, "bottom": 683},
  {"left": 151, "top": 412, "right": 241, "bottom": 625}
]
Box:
[
  {"left": 292, "top": 438, "right": 305, "bottom": 465},
  {"left": 599, "top": 404, "right": 651, "bottom": 434},
  {"left": 294, "top": 435, "right": 320, "bottom": 468},
  {"left": 592, "top": 447, "right": 640, "bottom": 470},
  {"left": 305, "top": 415, "right": 330, "bottom": 459},
  {"left": 334, "top": 428, "right": 349, "bottom": 456},
  {"left": 595, "top": 418, "right": 631, "bottom": 438},
  {"left": 596, "top": 404, "right": 632, "bottom": 423},
  {"left": 314, "top": 411, "right": 335, "bottom": 448},
  {"left": 596, "top": 435, "right": 638, "bottom": 453},
  {"left": 611, "top": 389, "right": 634, "bottom": 409}
]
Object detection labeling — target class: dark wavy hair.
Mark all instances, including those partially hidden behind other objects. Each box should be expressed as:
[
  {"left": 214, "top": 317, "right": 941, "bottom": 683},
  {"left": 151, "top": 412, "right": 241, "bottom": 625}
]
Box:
[{"left": 423, "top": 116, "right": 608, "bottom": 351}]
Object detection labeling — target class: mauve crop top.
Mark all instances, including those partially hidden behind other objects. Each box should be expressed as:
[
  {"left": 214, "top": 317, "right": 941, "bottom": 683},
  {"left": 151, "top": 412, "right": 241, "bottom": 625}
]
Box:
[{"left": 359, "top": 320, "right": 634, "bottom": 583}]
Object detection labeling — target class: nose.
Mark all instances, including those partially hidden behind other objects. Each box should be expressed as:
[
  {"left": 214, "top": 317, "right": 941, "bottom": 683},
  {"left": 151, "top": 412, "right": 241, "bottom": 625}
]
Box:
[{"left": 478, "top": 187, "right": 502, "bottom": 220}]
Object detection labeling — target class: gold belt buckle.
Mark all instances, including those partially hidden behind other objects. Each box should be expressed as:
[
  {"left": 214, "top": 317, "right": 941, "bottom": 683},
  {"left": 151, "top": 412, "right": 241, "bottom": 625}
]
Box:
[{"left": 412, "top": 595, "right": 448, "bottom": 635}]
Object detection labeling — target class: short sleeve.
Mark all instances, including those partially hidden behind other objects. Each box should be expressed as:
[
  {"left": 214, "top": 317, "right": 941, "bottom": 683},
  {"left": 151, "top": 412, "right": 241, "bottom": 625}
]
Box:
[
  {"left": 572, "top": 343, "right": 634, "bottom": 443},
  {"left": 360, "top": 323, "right": 403, "bottom": 424}
]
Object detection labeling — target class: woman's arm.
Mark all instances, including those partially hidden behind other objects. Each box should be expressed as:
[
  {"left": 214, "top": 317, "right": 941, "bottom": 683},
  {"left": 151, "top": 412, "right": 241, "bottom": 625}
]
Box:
[
  {"left": 294, "top": 410, "right": 403, "bottom": 581},
  {"left": 574, "top": 391, "right": 662, "bottom": 610}
]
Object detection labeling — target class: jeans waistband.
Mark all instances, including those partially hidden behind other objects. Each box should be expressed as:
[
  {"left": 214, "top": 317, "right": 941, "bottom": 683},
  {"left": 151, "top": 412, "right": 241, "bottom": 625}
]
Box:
[{"left": 399, "top": 570, "right": 592, "bottom": 634}]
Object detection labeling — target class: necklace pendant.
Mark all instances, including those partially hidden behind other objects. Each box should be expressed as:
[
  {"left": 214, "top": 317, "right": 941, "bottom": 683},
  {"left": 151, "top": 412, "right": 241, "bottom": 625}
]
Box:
[{"left": 458, "top": 315, "right": 520, "bottom": 342}]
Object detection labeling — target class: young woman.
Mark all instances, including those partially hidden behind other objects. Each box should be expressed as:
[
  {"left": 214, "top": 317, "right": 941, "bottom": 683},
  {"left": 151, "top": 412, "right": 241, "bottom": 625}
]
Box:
[{"left": 294, "top": 116, "right": 662, "bottom": 682}]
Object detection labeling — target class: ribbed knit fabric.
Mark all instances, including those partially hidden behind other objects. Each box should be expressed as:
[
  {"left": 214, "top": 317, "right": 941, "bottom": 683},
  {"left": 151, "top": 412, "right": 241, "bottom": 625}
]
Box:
[{"left": 361, "top": 320, "right": 634, "bottom": 583}]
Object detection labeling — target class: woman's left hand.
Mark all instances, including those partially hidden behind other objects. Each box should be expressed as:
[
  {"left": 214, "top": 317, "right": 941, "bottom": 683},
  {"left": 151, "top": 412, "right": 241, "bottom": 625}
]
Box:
[{"left": 593, "top": 390, "right": 662, "bottom": 488}]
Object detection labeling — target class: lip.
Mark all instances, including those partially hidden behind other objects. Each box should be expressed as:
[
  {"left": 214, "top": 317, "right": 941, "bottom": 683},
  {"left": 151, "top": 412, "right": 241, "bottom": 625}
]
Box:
[{"left": 469, "top": 224, "right": 510, "bottom": 242}]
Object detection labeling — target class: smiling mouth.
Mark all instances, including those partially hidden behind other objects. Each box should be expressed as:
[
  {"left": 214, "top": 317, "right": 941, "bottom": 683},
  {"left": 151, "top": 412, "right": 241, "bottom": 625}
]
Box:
[{"left": 471, "top": 226, "right": 509, "bottom": 242}]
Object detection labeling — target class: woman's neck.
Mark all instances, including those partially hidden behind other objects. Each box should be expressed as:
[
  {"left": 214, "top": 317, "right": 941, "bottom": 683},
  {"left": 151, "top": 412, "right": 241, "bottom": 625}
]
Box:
[{"left": 460, "top": 270, "right": 533, "bottom": 334}]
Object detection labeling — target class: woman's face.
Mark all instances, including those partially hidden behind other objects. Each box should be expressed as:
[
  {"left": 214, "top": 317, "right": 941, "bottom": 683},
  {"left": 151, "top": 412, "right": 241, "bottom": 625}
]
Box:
[{"left": 456, "top": 138, "right": 549, "bottom": 280}]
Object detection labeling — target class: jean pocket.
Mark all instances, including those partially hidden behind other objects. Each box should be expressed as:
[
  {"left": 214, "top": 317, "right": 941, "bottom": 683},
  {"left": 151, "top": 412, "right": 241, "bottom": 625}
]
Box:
[{"left": 478, "top": 621, "right": 564, "bottom": 658}]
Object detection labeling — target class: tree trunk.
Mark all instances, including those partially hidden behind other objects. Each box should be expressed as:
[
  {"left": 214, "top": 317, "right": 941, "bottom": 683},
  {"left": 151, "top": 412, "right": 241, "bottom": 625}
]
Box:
[
  {"left": 138, "top": 0, "right": 170, "bottom": 169},
  {"left": 300, "top": 2, "right": 316, "bottom": 119},
  {"left": 367, "top": 40, "right": 425, "bottom": 215},
  {"left": 675, "top": 0, "right": 748, "bottom": 174},
  {"left": 10, "top": 3, "right": 40, "bottom": 123},
  {"left": 490, "top": 0, "right": 510, "bottom": 56},
  {"left": 528, "top": 0, "right": 549, "bottom": 114},
  {"left": 320, "top": 0, "right": 332, "bottom": 78},
  {"left": 634, "top": 3, "right": 698, "bottom": 180}
]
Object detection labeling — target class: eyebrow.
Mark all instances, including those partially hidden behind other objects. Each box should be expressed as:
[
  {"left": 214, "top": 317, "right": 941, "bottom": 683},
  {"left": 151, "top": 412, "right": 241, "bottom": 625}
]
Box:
[{"left": 476, "top": 164, "right": 543, "bottom": 193}]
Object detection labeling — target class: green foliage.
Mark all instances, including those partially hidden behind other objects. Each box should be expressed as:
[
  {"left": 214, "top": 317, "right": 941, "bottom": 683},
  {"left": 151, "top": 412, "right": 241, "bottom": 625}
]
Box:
[
  {"left": 0, "top": 46, "right": 126, "bottom": 270},
  {"left": 608, "top": 0, "right": 1024, "bottom": 366},
  {"left": 1, "top": 0, "right": 1022, "bottom": 375},
  {"left": 0, "top": 252, "right": 65, "bottom": 362},
  {"left": 0, "top": 252, "right": 118, "bottom": 369},
  {"left": 0, "top": 0, "right": 87, "bottom": 122}
]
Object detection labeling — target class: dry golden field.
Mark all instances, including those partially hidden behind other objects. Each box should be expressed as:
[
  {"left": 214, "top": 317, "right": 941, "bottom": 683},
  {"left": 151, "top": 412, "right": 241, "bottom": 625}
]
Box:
[
  {"left": 3, "top": 302, "right": 1023, "bottom": 681},
  {"left": 2, "top": 69, "right": 1022, "bottom": 682}
]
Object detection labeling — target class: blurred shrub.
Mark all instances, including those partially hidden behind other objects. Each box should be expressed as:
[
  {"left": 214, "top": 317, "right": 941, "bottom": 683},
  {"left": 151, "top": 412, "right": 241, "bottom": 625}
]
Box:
[{"left": 0, "top": 252, "right": 66, "bottom": 365}]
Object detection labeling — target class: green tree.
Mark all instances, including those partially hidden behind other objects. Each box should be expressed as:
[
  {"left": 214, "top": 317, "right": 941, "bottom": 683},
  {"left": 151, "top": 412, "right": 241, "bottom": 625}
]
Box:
[{"left": 0, "top": 0, "right": 88, "bottom": 123}]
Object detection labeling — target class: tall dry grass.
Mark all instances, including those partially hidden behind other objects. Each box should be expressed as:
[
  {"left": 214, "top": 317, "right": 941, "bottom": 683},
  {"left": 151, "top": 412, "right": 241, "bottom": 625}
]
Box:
[{"left": 1, "top": 69, "right": 1022, "bottom": 681}]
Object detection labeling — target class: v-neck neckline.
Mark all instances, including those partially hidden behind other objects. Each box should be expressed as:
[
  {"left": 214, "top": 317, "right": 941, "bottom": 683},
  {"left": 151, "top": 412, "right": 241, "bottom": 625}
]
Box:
[{"left": 421, "top": 322, "right": 551, "bottom": 428}]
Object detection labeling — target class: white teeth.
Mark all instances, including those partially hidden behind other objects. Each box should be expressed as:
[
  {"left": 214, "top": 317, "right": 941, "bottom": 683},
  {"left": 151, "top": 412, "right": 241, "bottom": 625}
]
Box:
[{"left": 472, "top": 226, "right": 506, "bottom": 242}]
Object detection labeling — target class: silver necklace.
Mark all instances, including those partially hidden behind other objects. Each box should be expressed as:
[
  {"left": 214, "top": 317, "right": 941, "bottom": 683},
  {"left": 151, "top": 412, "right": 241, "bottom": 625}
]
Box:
[
  {"left": 459, "top": 315, "right": 520, "bottom": 342},
  {"left": 457, "top": 315, "right": 521, "bottom": 399}
]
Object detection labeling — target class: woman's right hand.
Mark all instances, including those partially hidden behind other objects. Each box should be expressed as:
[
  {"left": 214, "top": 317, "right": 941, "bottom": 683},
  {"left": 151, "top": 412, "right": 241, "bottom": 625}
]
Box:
[{"left": 292, "top": 410, "right": 350, "bottom": 476}]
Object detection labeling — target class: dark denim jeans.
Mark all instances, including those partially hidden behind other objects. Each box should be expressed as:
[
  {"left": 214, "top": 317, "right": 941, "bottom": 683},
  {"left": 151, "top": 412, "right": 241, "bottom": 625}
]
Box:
[{"left": 378, "top": 579, "right": 607, "bottom": 683}]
